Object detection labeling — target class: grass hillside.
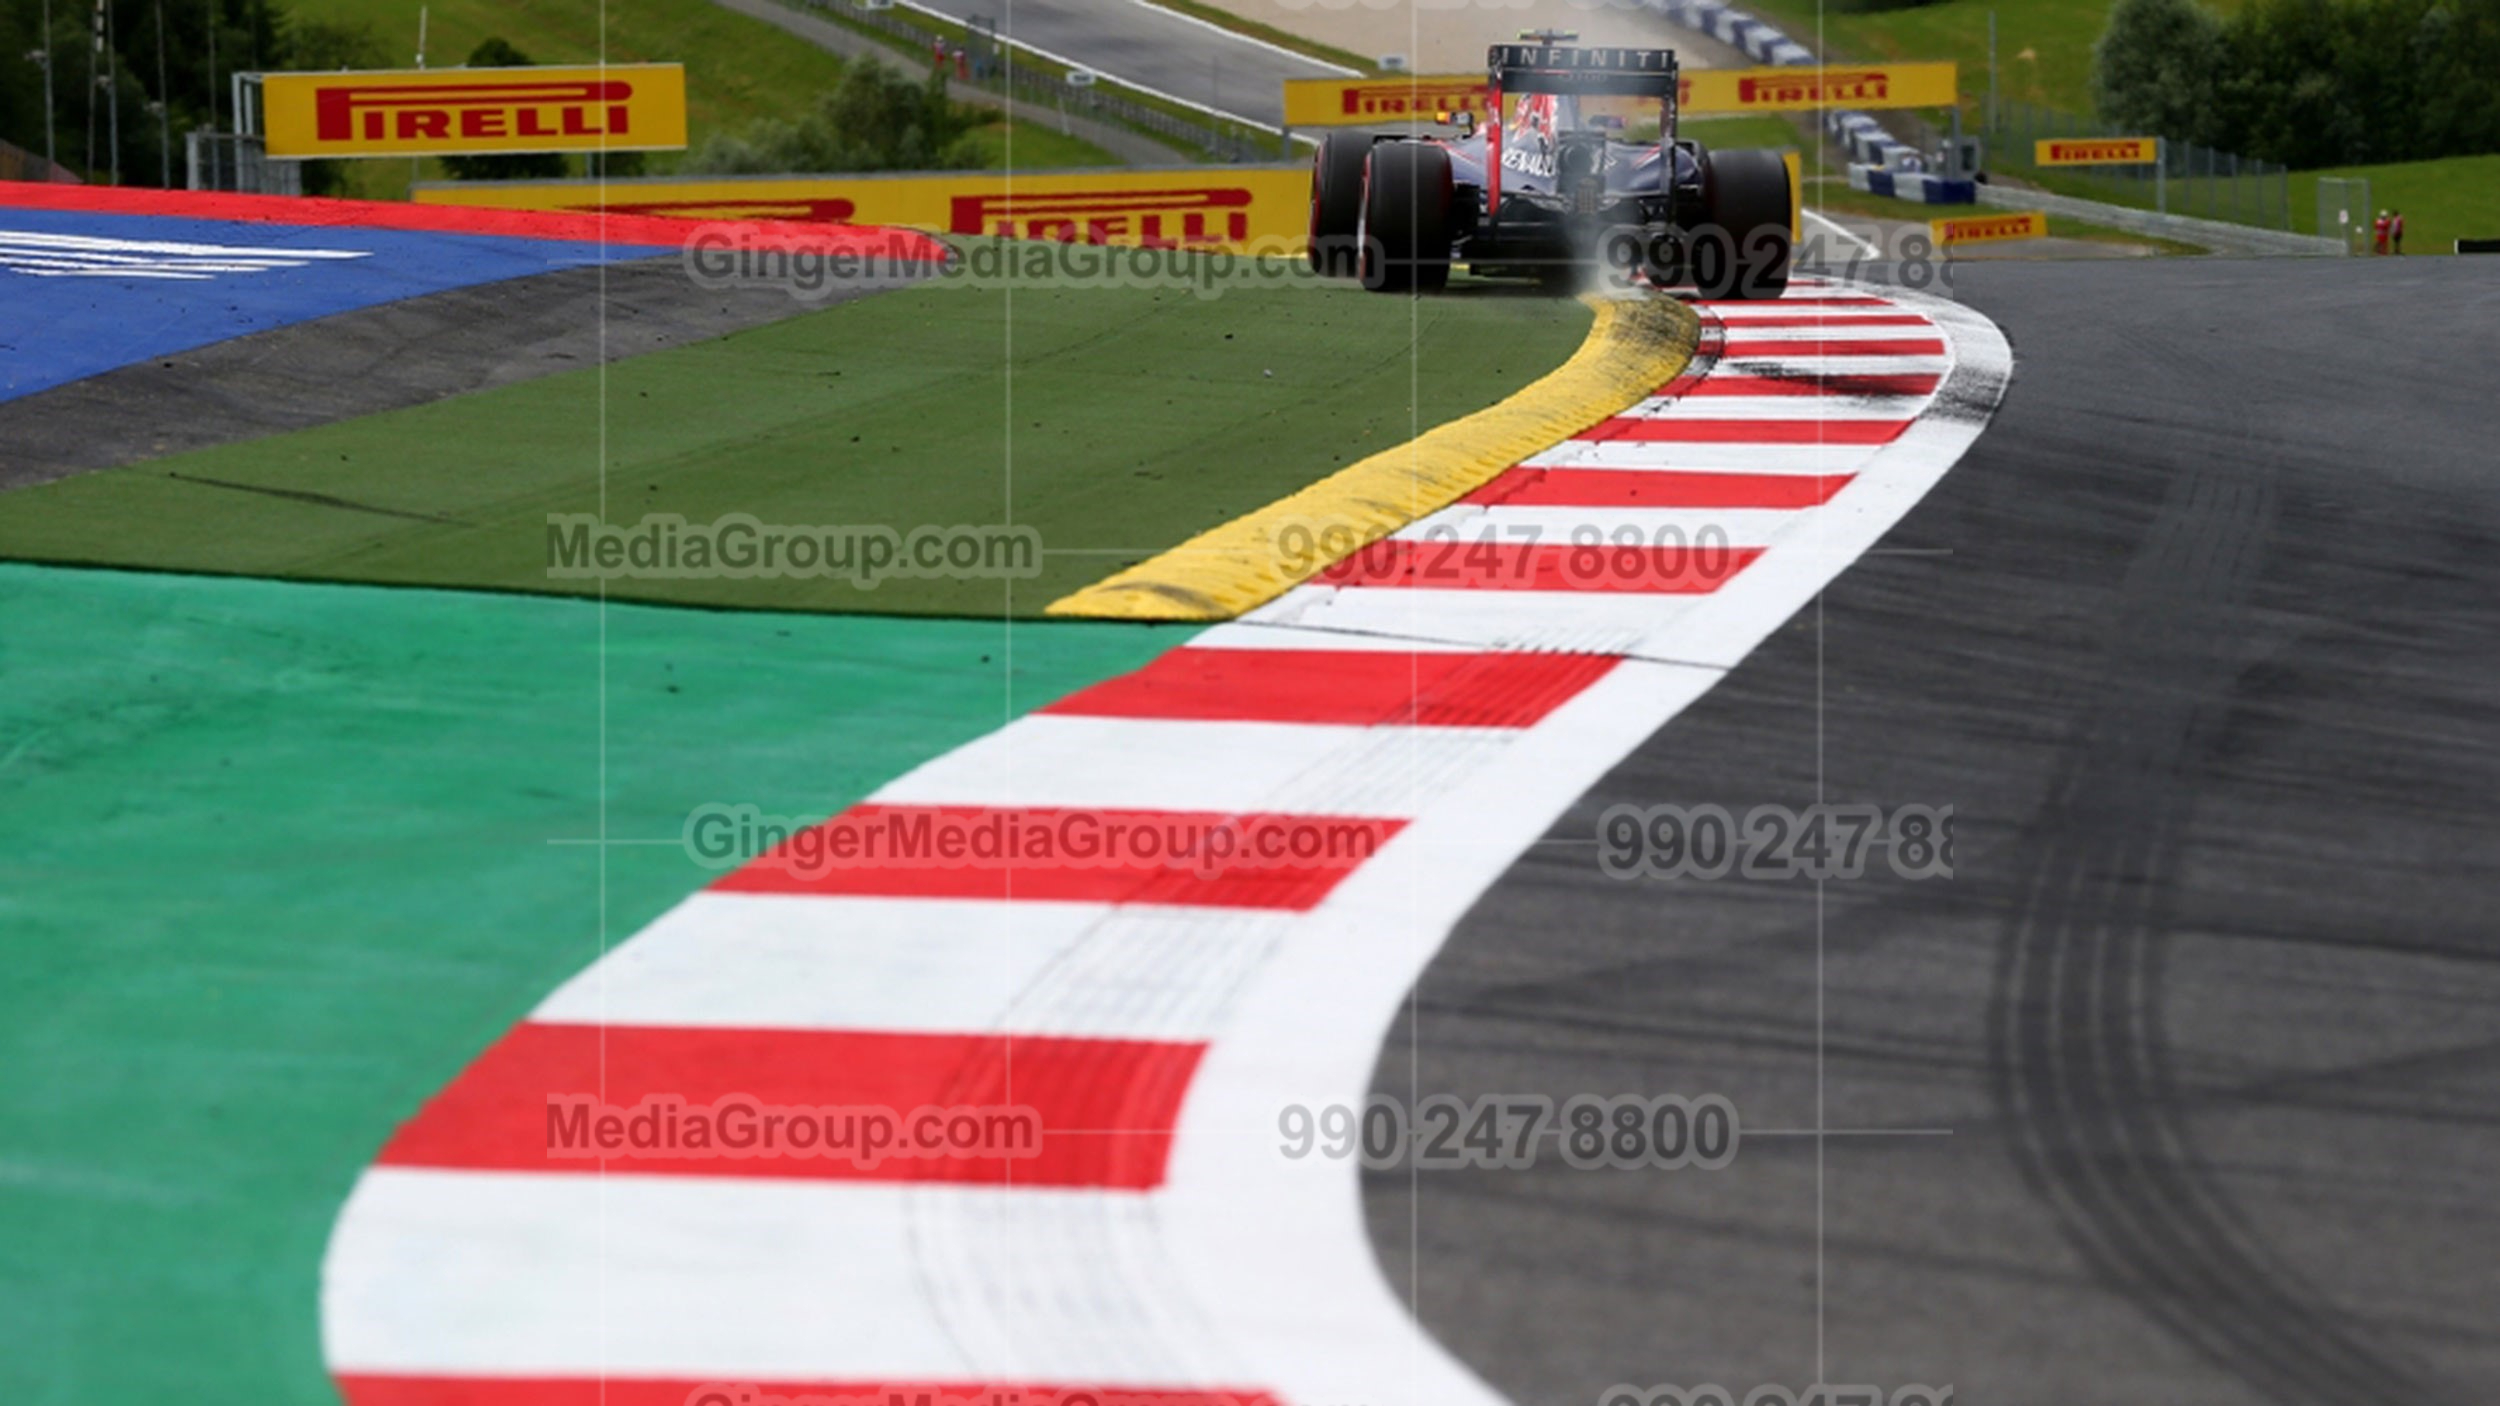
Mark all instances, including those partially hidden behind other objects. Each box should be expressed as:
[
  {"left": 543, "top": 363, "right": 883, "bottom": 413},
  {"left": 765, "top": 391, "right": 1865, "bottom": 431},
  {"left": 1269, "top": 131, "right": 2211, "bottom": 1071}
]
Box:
[
  {"left": 0, "top": 254, "right": 1597, "bottom": 617},
  {"left": 1731, "top": 0, "right": 2246, "bottom": 119},
  {"left": 287, "top": 0, "right": 1116, "bottom": 198},
  {"left": 2291, "top": 154, "right": 2500, "bottom": 251},
  {"left": 291, "top": 0, "right": 849, "bottom": 141}
]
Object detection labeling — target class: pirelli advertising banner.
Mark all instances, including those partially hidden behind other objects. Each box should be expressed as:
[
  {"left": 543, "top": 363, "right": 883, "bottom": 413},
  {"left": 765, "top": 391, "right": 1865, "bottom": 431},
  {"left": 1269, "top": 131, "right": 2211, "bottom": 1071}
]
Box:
[
  {"left": 1284, "top": 63, "right": 1955, "bottom": 127},
  {"left": 1931, "top": 211, "right": 2048, "bottom": 247},
  {"left": 1283, "top": 76, "right": 1493, "bottom": 127},
  {"left": 2034, "top": 136, "right": 2159, "bottom": 166},
  {"left": 1683, "top": 62, "right": 1956, "bottom": 113},
  {"left": 414, "top": 168, "right": 1311, "bottom": 254},
  {"left": 262, "top": 64, "right": 688, "bottom": 159}
]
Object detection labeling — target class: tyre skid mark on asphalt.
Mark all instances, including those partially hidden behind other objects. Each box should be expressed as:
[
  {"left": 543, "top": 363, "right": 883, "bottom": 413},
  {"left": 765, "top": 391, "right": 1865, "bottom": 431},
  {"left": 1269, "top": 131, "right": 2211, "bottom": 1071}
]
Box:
[
  {"left": 1988, "top": 366, "right": 2463, "bottom": 1406},
  {"left": 319, "top": 282, "right": 2011, "bottom": 1406}
]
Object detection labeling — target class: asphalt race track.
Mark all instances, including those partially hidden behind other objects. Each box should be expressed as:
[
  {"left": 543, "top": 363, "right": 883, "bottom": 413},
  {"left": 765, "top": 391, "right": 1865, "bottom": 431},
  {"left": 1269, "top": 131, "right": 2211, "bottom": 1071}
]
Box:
[{"left": 1369, "top": 257, "right": 2500, "bottom": 1405}]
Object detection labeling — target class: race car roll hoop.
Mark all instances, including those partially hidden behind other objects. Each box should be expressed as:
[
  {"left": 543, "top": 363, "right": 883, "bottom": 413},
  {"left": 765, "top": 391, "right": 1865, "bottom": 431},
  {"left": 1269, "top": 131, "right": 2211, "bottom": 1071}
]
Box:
[{"left": 1307, "top": 35, "right": 1795, "bottom": 298}]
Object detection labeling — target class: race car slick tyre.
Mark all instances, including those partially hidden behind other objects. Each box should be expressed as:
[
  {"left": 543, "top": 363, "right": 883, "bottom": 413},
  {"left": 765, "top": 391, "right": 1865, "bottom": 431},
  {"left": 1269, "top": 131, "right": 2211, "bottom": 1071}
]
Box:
[
  {"left": 1358, "top": 142, "right": 1454, "bottom": 294},
  {"left": 1699, "top": 147, "right": 1793, "bottom": 300},
  {"left": 1309, "top": 131, "right": 1373, "bottom": 277}
]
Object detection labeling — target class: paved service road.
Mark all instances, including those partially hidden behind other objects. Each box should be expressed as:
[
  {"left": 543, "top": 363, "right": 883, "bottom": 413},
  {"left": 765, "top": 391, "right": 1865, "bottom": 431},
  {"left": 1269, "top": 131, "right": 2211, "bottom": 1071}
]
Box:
[
  {"left": 898, "top": 0, "right": 1352, "bottom": 128},
  {"left": 1367, "top": 256, "right": 2500, "bottom": 1405},
  {"left": 710, "top": 0, "right": 1182, "bottom": 163}
]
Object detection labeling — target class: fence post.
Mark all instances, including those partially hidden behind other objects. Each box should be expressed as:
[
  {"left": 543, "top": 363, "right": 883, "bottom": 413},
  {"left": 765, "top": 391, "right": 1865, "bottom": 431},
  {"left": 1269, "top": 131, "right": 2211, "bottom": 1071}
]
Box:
[{"left": 2156, "top": 137, "right": 2167, "bottom": 215}]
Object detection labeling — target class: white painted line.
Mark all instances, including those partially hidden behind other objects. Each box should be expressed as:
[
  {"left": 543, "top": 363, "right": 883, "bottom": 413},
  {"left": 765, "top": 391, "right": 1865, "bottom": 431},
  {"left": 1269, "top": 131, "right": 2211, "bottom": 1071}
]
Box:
[
  {"left": 11, "top": 266, "right": 216, "bottom": 280},
  {"left": 1614, "top": 395, "right": 1930, "bottom": 420},
  {"left": 1124, "top": 0, "right": 1359, "bottom": 76},
  {"left": 0, "top": 228, "right": 372, "bottom": 280},
  {"left": 1399, "top": 502, "right": 1808, "bottom": 549},
  {"left": 530, "top": 892, "right": 1296, "bottom": 1038},
  {"left": 1802, "top": 207, "right": 1883, "bottom": 260},
  {"left": 1714, "top": 354, "right": 1954, "bottom": 377},
  {"left": 1246, "top": 584, "right": 1720, "bottom": 656},
  {"left": 1704, "top": 301, "right": 1918, "bottom": 319},
  {"left": 872, "top": 714, "right": 1513, "bottom": 815},
  {"left": 1179, "top": 621, "right": 1488, "bottom": 653},
  {"left": 324, "top": 1169, "right": 1233, "bottom": 1382},
  {"left": 1520, "top": 440, "right": 1885, "bottom": 474},
  {"left": 890, "top": 0, "right": 1297, "bottom": 137},
  {"left": 1710, "top": 321, "right": 1943, "bottom": 342},
  {"left": 0, "top": 229, "right": 372, "bottom": 258}
]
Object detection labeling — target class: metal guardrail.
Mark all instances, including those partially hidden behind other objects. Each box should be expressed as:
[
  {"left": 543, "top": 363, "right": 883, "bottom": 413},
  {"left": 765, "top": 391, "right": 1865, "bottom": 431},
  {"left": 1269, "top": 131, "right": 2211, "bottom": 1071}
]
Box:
[
  {"left": 1974, "top": 183, "right": 2342, "bottom": 257},
  {"left": 796, "top": 0, "right": 1282, "bottom": 162}
]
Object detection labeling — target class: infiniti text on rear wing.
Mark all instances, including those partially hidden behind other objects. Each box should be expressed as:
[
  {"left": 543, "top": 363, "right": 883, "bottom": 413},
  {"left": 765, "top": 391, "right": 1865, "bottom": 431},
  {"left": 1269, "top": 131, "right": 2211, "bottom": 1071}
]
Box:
[
  {"left": 1487, "top": 44, "right": 1679, "bottom": 97},
  {"left": 1484, "top": 44, "right": 1680, "bottom": 215}
]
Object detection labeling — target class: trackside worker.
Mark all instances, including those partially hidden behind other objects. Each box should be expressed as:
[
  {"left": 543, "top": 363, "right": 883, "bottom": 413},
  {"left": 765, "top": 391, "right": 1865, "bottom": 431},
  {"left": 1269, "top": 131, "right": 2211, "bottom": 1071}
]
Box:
[
  {"left": 2374, "top": 210, "right": 2392, "bottom": 255},
  {"left": 2392, "top": 210, "right": 2406, "bottom": 254}
]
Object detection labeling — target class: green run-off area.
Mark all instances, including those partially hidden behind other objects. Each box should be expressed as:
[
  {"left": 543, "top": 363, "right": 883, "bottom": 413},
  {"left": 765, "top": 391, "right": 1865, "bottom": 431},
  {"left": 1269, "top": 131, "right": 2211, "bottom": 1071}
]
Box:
[
  {"left": 0, "top": 562, "right": 1176, "bottom": 1404},
  {"left": 0, "top": 265, "right": 1594, "bottom": 617}
]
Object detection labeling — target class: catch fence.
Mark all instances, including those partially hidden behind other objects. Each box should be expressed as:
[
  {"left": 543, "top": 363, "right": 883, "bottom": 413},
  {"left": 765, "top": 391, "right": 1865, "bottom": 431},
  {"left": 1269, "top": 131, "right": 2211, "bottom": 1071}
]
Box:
[{"left": 1990, "top": 100, "right": 2293, "bottom": 233}]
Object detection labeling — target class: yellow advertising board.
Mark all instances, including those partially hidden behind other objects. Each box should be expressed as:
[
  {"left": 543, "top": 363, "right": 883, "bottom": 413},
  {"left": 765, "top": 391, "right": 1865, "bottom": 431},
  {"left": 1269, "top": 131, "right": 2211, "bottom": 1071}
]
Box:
[
  {"left": 1931, "top": 211, "right": 2048, "bottom": 247},
  {"left": 1784, "top": 150, "right": 1801, "bottom": 244},
  {"left": 414, "top": 169, "right": 1312, "bottom": 254},
  {"left": 1283, "top": 76, "right": 1493, "bottom": 128},
  {"left": 1682, "top": 62, "right": 1956, "bottom": 114},
  {"left": 2034, "top": 136, "right": 2159, "bottom": 166},
  {"left": 262, "top": 64, "right": 687, "bottom": 159},
  {"left": 1284, "top": 62, "right": 1956, "bottom": 127}
]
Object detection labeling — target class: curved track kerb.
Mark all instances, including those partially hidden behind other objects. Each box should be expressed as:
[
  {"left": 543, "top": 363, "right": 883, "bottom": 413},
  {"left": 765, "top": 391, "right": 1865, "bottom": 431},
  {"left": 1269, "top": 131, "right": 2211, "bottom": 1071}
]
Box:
[{"left": 320, "top": 279, "right": 2010, "bottom": 1406}]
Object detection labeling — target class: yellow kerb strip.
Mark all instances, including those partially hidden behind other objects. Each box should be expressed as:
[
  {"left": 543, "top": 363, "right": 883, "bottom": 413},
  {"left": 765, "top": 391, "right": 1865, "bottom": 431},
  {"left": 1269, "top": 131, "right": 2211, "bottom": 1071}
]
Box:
[{"left": 1045, "top": 292, "right": 1699, "bottom": 621}]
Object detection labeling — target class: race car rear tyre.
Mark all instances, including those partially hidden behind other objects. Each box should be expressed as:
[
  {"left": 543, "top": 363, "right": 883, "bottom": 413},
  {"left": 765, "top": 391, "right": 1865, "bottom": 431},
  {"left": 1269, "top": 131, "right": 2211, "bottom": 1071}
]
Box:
[
  {"left": 1358, "top": 142, "right": 1454, "bottom": 294},
  {"left": 1308, "top": 131, "right": 1372, "bottom": 277},
  {"left": 1700, "top": 147, "right": 1793, "bottom": 300}
]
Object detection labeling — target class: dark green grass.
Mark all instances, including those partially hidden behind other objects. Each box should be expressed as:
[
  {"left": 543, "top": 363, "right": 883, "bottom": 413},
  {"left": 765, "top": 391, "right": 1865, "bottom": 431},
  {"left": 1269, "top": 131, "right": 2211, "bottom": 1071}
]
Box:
[{"left": 0, "top": 252, "right": 1593, "bottom": 616}]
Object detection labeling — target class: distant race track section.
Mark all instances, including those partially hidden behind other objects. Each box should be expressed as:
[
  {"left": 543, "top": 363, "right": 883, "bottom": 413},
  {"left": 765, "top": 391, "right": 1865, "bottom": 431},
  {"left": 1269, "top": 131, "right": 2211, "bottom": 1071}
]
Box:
[{"left": 0, "top": 182, "right": 943, "bottom": 402}]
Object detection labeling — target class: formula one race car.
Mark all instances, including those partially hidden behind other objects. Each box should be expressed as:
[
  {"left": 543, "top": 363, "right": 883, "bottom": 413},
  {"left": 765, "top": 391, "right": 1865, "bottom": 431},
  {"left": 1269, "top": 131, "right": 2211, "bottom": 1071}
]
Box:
[{"left": 1307, "top": 36, "right": 1795, "bottom": 298}]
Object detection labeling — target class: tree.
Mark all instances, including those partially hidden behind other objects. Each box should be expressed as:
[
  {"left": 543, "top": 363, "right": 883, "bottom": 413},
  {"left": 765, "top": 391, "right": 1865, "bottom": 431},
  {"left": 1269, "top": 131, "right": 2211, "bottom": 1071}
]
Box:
[
  {"left": 281, "top": 15, "right": 387, "bottom": 195},
  {"left": 2094, "top": 0, "right": 2229, "bottom": 146},
  {"left": 686, "top": 57, "right": 981, "bottom": 175},
  {"left": 440, "top": 37, "right": 570, "bottom": 181}
]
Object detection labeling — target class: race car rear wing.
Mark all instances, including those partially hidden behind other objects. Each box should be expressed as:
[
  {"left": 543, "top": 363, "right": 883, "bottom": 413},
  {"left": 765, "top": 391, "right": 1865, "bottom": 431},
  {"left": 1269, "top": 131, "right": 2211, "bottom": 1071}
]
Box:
[
  {"left": 1487, "top": 43, "right": 1680, "bottom": 97},
  {"left": 1484, "top": 43, "right": 1681, "bottom": 218}
]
